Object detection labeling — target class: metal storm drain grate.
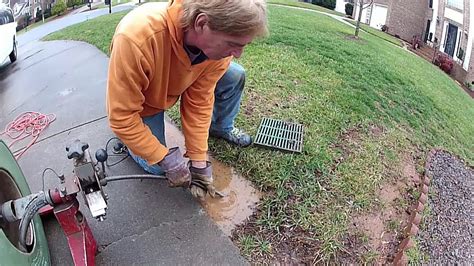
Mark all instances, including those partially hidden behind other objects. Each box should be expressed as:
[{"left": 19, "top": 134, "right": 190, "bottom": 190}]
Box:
[{"left": 254, "top": 118, "right": 304, "bottom": 153}]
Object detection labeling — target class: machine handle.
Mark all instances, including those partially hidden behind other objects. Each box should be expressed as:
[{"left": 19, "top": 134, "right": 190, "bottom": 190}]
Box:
[{"left": 66, "top": 140, "right": 89, "bottom": 159}]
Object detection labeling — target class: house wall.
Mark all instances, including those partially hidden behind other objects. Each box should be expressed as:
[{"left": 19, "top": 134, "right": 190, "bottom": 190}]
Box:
[
  {"left": 353, "top": 0, "right": 430, "bottom": 42},
  {"left": 349, "top": 0, "right": 474, "bottom": 84},
  {"left": 353, "top": 0, "right": 390, "bottom": 26},
  {"left": 451, "top": 60, "right": 468, "bottom": 82},
  {"left": 384, "top": 0, "right": 430, "bottom": 42},
  {"left": 434, "top": 0, "right": 474, "bottom": 84}
]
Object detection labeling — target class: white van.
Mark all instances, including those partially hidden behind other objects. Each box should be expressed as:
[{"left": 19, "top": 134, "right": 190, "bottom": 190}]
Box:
[{"left": 0, "top": 4, "right": 17, "bottom": 64}]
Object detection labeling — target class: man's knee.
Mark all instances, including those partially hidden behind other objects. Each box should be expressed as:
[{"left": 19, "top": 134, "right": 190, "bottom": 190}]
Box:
[{"left": 228, "top": 62, "right": 246, "bottom": 85}]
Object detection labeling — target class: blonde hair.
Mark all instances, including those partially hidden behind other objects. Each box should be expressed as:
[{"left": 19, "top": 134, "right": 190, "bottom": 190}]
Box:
[{"left": 181, "top": 0, "right": 268, "bottom": 37}]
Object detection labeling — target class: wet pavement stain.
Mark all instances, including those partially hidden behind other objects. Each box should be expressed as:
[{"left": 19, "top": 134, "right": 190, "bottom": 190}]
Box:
[
  {"left": 164, "top": 119, "right": 261, "bottom": 236},
  {"left": 58, "top": 87, "right": 76, "bottom": 96},
  {"left": 200, "top": 159, "right": 261, "bottom": 236}
]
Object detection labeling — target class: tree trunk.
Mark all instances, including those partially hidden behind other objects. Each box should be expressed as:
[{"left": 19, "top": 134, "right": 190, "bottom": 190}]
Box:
[
  {"left": 30, "top": 0, "right": 34, "bottom": 22},
  {"left": 41, "top": 0, "right": 45, "bottom": 23},
  {"left": 355, "top": 0, "right": 363, "bottom": 37}
]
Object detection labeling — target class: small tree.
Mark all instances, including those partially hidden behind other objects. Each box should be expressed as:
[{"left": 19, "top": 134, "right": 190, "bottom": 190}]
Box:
[
  {"left": 354, "top": 0, "right": 374, "bottom": 37},
  {"left": 52, "top": 0, "right": 66, "bottom": 16}
]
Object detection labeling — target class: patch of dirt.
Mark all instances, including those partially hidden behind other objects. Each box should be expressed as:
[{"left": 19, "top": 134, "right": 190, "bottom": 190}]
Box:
[
  {"left": 369, "top": 124, "right": 385, "bottom": 137},
  {"left": 402, "top": 153, "right": 422, "bottom": 185},
  {"left": 232, "top": 124, "right": 421, "bottom": 263},
  {"left": 344, "top": 34, "right": 368, "bottom": 44},
  {"left": 339, "top": 179, "right": 409, "bottom": 264},
  {"left": 337, "top": 151, "right": 421, "bottom": 264}
]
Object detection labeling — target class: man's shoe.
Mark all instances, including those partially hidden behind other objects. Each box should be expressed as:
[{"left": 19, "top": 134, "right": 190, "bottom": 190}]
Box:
[{"left": 210, "top": 127, "right": 252, "bottom": 147}]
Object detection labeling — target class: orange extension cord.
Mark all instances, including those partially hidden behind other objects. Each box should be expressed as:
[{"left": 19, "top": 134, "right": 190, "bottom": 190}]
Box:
[{"left": 0, "top": 111, "right": 56, "bottom": 160}]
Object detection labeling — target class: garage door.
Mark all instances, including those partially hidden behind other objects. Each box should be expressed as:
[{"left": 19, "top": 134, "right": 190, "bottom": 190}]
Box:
[{"left": 370, "top": 4, "right": 388, "bottom": 30}]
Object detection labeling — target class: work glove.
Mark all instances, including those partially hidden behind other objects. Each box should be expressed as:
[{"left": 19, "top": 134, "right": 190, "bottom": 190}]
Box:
[
  {"left": 189, "top": 161, "right": 216, "bottom": 198},
  {"left": 157, "top": 147, "right": 191, "bottom": 188}
]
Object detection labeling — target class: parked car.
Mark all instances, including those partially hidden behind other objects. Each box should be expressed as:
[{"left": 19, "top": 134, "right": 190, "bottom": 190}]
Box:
[{"left": 0, "top": 4, "right": 17, "bottom": 64}]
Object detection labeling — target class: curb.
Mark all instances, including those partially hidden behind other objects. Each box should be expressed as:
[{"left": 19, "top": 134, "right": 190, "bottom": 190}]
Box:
[{"left": 393, "top": 148, "right": 473, "bottom": 265}]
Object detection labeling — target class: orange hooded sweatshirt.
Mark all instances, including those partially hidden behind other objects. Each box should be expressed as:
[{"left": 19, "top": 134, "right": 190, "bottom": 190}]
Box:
[{"left": 106, "top": 0, "right": 231, "bottom": 165}]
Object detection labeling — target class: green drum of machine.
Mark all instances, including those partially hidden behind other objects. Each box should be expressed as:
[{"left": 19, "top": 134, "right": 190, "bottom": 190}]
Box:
[{"left": 0, "top": 140, "right": 51, "bottom": 265}]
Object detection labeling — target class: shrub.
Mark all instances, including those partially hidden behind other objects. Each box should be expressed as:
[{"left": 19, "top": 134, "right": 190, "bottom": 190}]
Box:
[
  {"left": 464, "top": 82, "right": 473, "bottom": 91},
  {"left": 35, "top": 9, "right": 43, "bottom": 22},
  {"left": 44, "top": 8, "right": 52, "bottom": 19},
  {"left": 67, "top": 0, "right": 83, "bottom": 8},
  {"left": 312, "top": 0, "right": 336, "bottom": 10},
  {"left": 52, "top": 0, "right": 67, "bottom": 16},
  {"left": 434, "top": 53, "right": 454, "bottom": 74},
  {"left": 345, "top": 3, "right": 353, "bottom": 16},
  {"left": 15, "top": 15, "right": 28, "bottom": 31}
]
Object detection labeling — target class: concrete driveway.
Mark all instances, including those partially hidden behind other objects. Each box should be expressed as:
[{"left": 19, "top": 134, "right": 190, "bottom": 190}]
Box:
[{"left": 0, "top": 6, "right": 247, "bottom": 265}]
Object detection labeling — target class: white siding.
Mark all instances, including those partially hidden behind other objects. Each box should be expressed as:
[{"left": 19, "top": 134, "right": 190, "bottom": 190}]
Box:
[
  {"left": 335, "top": 0, "right": 347, "bottom": 14},
  {"left": 369, "top": 4, "right": 388, "bottom": 30},
  {"left": 428, "top": 0, "right": 439, "bottom": 45},
  {"left": 440, "top": 21, "right": 449, "bottom": 51},
  {"left": 445, "top": 6, "right": 464, "bottom": 24}
]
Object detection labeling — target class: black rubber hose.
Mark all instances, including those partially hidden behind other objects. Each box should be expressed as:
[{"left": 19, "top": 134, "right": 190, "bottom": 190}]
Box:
[{"left": 18, "top": 194, "right": 49, "bottom": 252}]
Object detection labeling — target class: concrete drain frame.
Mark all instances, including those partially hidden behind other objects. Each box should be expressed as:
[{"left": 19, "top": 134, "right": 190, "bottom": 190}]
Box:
[{"left": 254, "top": 118, "right": 304, "bottom": 153}]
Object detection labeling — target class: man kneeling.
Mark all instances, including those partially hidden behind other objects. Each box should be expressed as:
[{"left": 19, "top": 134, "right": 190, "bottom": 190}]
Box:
[{"left": 106, "top": 0, "right": 268, "bottom": 197}]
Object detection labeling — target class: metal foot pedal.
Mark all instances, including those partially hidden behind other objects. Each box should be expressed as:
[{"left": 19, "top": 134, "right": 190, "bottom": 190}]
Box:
[{"left": 254, "top": 118, "right": 304, "bottom": 153}]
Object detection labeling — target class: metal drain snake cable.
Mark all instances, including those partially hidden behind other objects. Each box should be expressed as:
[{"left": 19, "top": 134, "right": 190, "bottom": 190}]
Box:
[
  {"left": 102, "top": 174, "right": 167, "bottom": 184},
  {"left": 101, "top": 175, "right": 225, "bottom": 197}
]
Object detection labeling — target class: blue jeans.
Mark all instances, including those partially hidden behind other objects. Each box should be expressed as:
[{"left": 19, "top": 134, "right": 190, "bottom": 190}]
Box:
[{"left": 129, "top": 61, "right": 246, "bottom": 174}]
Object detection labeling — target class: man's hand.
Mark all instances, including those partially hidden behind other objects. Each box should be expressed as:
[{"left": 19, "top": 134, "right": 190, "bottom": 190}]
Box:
[
  {"left": 157, "top": 147, "right": 191, "bottom": 188},
  {"left": 189, "top": 161, "right": 216, "bottom": 198}
]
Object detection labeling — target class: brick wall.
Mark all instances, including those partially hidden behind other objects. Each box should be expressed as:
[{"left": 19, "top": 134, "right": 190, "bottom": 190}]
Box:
[
  {"left": 451, "top": 61, "right": 468, "bottom": 82},
  {"left": 385, "top": 0, "right": 431, "bottom": 42}
]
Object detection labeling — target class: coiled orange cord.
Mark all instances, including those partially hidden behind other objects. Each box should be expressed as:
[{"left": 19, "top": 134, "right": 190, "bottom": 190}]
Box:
[{"left": 0, "top": 111, "right": 56, "bottom": 159}]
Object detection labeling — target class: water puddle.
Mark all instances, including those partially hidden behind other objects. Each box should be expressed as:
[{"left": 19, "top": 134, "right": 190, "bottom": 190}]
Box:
[
  {"left": 164, "top": 119, "right": 261, "bottom": 236},
  {"left": 200, "top": 159, "right": 261, "bottom": 236}
]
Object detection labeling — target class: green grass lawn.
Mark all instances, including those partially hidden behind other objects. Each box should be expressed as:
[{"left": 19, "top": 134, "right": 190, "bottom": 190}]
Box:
[
  {"left": 43, "top": 4, "right": 474, "bottom": 263},
  {"left": 268, "top": 0, "right": 345, "bottom": 16},
  {"left": 344, "top": 18, "right": 403, "bottom": 47}
]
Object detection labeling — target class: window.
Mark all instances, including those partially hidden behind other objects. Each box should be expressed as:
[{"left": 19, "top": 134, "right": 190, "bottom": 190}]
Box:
[{"left": 447, "top": 0, "right": 463, "bottom": 10}]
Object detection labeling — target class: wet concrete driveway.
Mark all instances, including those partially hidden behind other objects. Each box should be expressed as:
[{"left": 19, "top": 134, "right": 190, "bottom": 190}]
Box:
[{"left": 0, "top": 20, "right": 248, "bottom": 265}]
